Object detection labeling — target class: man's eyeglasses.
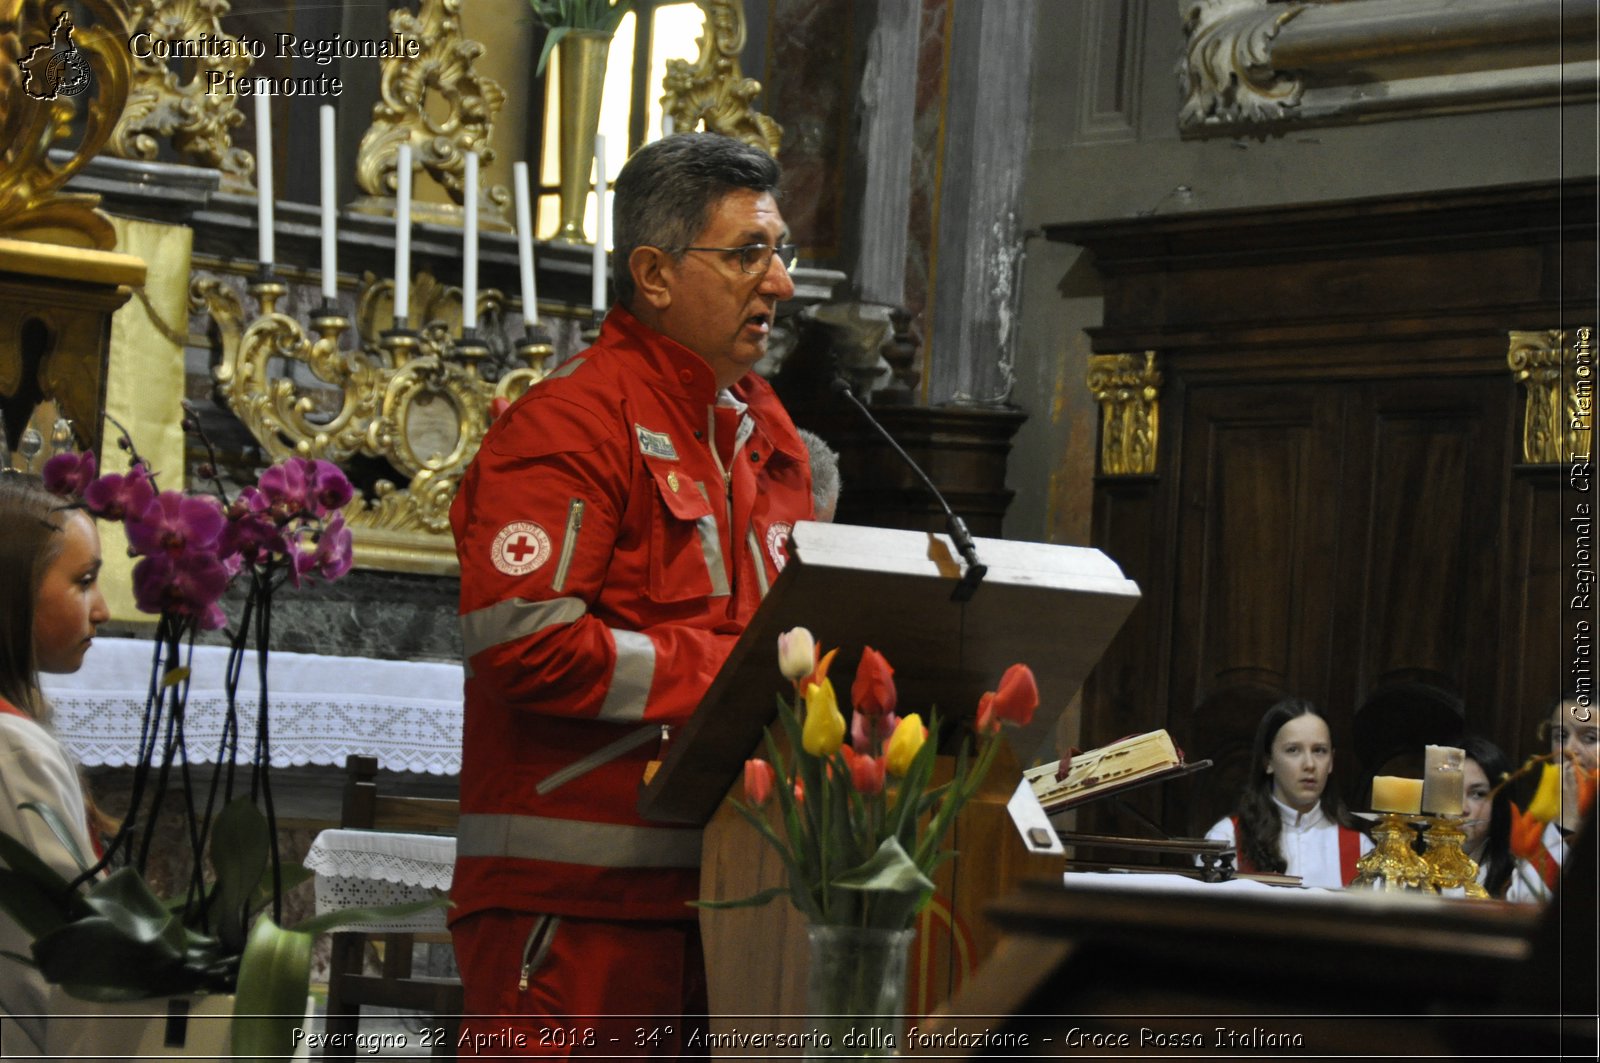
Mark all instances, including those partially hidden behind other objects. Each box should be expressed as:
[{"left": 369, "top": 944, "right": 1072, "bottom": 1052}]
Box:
[{"left": 675, "top": 242, "right": 798, "bottom": 275}]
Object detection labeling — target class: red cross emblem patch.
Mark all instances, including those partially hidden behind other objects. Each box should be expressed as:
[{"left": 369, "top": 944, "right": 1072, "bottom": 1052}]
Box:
[{"left": 491, "top": 521, "right": 552, "bottom": 576}]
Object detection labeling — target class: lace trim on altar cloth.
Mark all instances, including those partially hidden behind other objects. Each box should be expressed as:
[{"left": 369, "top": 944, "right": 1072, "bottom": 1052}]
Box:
[
  {"left": 306, "top": 829, "right": 455, "bottom": 932},
  {"left": 41, "top": 638, "right": 464, "bottom": 776}
]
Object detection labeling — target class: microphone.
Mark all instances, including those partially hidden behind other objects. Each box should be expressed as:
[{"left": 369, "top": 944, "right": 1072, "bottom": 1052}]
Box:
[{"left": 830, "top": 377, "right": 987, "bottom": 602}]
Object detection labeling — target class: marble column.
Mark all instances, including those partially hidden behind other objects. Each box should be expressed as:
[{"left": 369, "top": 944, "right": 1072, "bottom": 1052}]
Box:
[{"left": 927, "top": 0, "right": 1037, "bottom": 406}]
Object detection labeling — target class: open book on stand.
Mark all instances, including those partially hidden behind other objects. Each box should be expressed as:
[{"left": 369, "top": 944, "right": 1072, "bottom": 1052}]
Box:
[{"left": 1024, "top": 729, "right": 1190, "bottom": 813}]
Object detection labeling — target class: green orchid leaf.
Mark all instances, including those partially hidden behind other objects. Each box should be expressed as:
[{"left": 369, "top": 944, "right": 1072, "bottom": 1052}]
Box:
[
  {"left": 690, "top": 885, "right": 789, "bottom": 911},
  {"left": 32, "top": 914, "right": 198, "bottom": 1000},
  {"left": 289, "top": 898, "right": 448, "bottom": 938},
  {"left": 247, "top": 863, "right": 312, "bottom": 916},
  {"left": 18, "top": 801, "right": 91, "bottom": 873},
  {"left": 210, "top": 797, "right": 270, "bottom": 952},
  {"left": 832, "top": 836, "right": 935, "bottom": 897},
  {"left": 232, "top": 916, "right": 312, "bottom": 1062}
]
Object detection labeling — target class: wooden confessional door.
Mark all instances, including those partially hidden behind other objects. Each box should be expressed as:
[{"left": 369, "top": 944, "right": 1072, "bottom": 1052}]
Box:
[{"left": 1166, "top": 372, "right": 1515, "bottom": 835}]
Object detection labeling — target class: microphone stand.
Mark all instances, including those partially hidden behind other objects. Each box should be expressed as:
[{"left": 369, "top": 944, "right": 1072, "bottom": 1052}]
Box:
[{"left": 831, "top": 378, "right": 987, "bottom": 602}]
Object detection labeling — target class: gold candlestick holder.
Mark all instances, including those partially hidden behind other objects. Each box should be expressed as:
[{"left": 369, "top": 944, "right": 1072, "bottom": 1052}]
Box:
[
  {"left": 1419, "top": 814, "right": 1489, "bottom": 899},
  {"left": 1351, "top": 812, "right": 1434, "bottom": 892}
]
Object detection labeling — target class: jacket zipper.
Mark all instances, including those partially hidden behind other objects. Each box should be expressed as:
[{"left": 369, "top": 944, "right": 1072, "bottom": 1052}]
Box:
[
  {"left": 551, "top": 497, "right": 585, "bottom": 592},
  {"left": 518, "top": 914, "right": 559, "bottom": 992}
]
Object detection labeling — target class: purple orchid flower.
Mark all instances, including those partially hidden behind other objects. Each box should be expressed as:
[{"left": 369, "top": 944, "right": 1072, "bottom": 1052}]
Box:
[
  {"left": 126, "top": 491, "right": 226, "bottom": 559},
  {"left": 309, "top": 460, "right": 354, "bottom": 516},
  {"left": 42, "top": 451, "right": 97, "bottom": 497},
  {"left": 132, "top": 551, "right": 231, "bottom": 628},
  {"left": 219, "top": 487, "right": 288, "bottom": 567},
  {"left": 82, "top": 463, "right": 156, "bottom": 522}
]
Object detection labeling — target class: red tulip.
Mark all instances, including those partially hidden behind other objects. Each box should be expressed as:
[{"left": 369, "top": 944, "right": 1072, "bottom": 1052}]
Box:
[
  {"left": 850, "top": 752, "right": 887, "bottom": 795},
  {"left": 744, "top": 759, "right": 775, "bottom": 807},
  {"left": 851, "top": 646, "right": 897, "bottom": 716},
  {"left": 1510, "top": 803, "right": 1561, "bottom": 890},
  {"left": 991, "top": 664, "right": 1039, "bottom": 728}
]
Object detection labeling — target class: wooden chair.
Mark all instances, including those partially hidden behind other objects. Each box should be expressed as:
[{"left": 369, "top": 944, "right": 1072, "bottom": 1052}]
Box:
[{"left": 322, "top": 755, "right": 462, "bottom": 1058}]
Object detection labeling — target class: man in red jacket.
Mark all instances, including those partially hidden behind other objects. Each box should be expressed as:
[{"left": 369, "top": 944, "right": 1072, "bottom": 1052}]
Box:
[{"left": 449, "top": 132, "right": 814, "bottom": 1057}]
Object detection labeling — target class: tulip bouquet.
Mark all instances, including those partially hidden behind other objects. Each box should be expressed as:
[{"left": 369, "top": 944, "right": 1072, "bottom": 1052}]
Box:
[
  {"left": 0, "top": 415, "right": 425, "bottom": 1058},
  {"left": 718, "top": 627, "right": 1040, "bottom": 932}
]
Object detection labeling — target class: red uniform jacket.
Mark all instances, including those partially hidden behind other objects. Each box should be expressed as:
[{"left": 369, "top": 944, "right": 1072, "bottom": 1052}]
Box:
[{"left": 449, "top": 306, "right": 814, "bottom": 923}]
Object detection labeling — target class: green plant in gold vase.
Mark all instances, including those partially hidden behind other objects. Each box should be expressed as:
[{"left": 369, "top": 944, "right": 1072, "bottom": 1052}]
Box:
[
  {"left": 527, "top": 0, "right": 635, "bottom": 244},
  {"left": 704, "top": 627, "right": 1040, "bottom": 1059}
]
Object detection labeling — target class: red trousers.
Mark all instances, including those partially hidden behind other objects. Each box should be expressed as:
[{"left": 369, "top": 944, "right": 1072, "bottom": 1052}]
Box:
[{"left": 451, "top": 909, "right": 708, "bottom": 1059}]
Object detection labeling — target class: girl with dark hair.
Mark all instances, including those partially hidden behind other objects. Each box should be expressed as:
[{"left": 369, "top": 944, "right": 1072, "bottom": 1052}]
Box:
[
  {"left": 1459, "top": 735, "right": 1541, "bottom": 902},
  {"left": 1205, "top": 698, "right": 1370, "bottom": 888},
  {"left": 0, "top": 472, "right": 109, "bottom": 1053}
]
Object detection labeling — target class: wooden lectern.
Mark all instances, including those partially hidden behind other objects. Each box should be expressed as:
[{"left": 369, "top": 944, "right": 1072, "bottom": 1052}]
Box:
[{"left": 637, "top": 521, "right": 1140, "bottom": 1042}]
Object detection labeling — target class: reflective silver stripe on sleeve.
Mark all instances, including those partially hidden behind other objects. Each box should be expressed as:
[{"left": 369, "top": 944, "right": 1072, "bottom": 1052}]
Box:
[
  {"left": 535, "top": 723, "right": 659, "bottom": 795},
  {"left": 746, "top": 527, "right": 770, "bottom": 598},
  {"left": 596, "top": 629, "right": 655, "bottom": 722},
  {"left": 461, "top": 597, "right": 588, "bottom": 661},
  {"left": 456, "top": 813, "right": 702, "bottom": 868},
  {"left": 693, "top": 481, "right": 731, "bottom": 597},
  {"left": 544, "top": 356, "right": 587, "bottom": 380}
]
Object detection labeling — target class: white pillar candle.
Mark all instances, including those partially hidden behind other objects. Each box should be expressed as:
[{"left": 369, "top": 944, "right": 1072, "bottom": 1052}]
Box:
[
  {"left": 591, "top": 133, "right": 607, "bottom": 313},
  {"left": 513, "top": 161, "right": 538, "bottom": 326},
  {"left": 1371, "top": 776, "right": 1423, "bottom": 815},
  {"left": 394, "top": 143, "right": 412, "bottom": 325},
  {"left": 255, "top": 88, "right": 273, "bottom": 269},
  {"left": 1421, "top": 745, "right": 1466, "bottom": 815},
  {"left": 462, "top": 150, "right": 479, "bottom": 331},
  {"left": 319, "top": 105, "right": 337, "bottom": 302}
]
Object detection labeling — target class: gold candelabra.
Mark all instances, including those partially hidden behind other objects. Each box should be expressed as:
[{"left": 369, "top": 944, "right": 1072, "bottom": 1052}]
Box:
[
  {"left": 1418, "top": 816, "right": 1490, "bottom": 899},
  {"left": 1351, "top": 813, "right": 1433, "bottom": 893},
  {"left": 199, "top": 269, "right": 552, "bottom": 574}
]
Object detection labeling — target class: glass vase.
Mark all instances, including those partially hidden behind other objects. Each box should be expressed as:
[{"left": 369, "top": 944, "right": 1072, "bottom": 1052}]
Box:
[{"left": 804, "top": 924, "right": 914, "bottom": 1059}]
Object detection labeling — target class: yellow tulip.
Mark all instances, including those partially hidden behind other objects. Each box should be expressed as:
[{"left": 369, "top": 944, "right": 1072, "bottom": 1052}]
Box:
[
  {"left": 802, "top": 678, "right": 845, "bottom": 757},
  {"left": 1526, "top": 761, "right": 1563, "bottom": 823},
  {"left": 885, "top": 713, "right": 927, "bottom": 776},
  {"left": 778, "top": 627, "right": 817, "bottom": 681}
]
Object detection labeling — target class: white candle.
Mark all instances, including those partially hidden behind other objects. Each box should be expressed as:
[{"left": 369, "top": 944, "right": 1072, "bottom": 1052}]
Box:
[
  {"left": 394, "top": 143, "right": 412, "bottom": 325},
  {"left": 462, "top": 151, "right": 479, "bottom": 331},
  {"left": 1421, "top": 745, "right": 1466, "bottom": 815},
  {"left": 255, "top": 88, "right": 273, "bottom": 268},
  {"left": 319, "top": 105, "right": 337, "bottom": 302},
  {"left": 591, "top": 133, "right": 607, "bottom": 313},
  {"left": 513, "top": 161, "right": 538, "bottom": 326}
]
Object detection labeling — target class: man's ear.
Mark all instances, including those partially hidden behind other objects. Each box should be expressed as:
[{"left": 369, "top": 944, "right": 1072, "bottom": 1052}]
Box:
[{"left": 630, "top": 246, "right": 673, "bottom": 311}]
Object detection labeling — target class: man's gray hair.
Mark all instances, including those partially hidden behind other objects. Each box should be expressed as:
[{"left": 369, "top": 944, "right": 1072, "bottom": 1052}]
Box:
[{"left": 612, "top": 132, "right": 782, "bottom": 310}]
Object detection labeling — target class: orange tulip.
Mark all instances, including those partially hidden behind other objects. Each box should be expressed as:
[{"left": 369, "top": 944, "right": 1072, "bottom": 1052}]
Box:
[
  {"left": 1510, "top": 803, "right": 1561, "bottom": 891},
  {"left": 851, "top": 646, "right": 897, "bottom": 716},
  {"left": 744, "top": 758, "right": 775, "bottom": 807}
]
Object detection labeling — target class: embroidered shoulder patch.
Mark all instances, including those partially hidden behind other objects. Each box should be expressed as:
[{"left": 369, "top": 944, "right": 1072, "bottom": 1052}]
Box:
[
  {"left": 766, "top": 521, "right": 794, "bottom": 572},
  {"left": 491, "top": 521, "right": 552, "bottom": 576},
  {"left": 635, "top": 424, "right": 679, "bottom": 461}
]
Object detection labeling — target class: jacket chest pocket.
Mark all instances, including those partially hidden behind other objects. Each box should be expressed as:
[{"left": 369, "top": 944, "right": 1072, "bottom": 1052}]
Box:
[{"left": 645, "top": 460, "right": 730, "bottom": 603}]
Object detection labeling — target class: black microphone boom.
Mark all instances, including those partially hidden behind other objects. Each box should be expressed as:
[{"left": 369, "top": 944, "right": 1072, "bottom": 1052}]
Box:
[{"left": 829, "top": 377, "right": 987, "bottom": 602}]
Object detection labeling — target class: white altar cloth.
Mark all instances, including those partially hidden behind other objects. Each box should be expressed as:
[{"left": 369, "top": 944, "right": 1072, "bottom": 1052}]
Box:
[
  {"left": 305, "top": 828, "right": 454, "bottom": 933},
  {"left": 41, "top": 637, "right": 464, "bottom": 776}
]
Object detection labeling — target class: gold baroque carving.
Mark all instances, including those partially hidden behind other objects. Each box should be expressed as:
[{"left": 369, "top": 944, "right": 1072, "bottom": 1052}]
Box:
[
  {"left": 1088, "top": 351, "right": 1162, "bottom": 476},
  {"left": 351, "top": 0, "right": 510, "bottom": 226},
  {"left": 1508, "top": 328, "right": 1596, "bottom": 466},
  {"left": 108, "top": 0, "right": 254, "bottom": 185},
  {"left": 0, "top": 0, "right": 132, "bottom": 249},
  {"left": 662, "top": 0, "right": 782, "bottom": 155},
  {"left": 199, "top": 272, "right": 546, "bottom": 574}
]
